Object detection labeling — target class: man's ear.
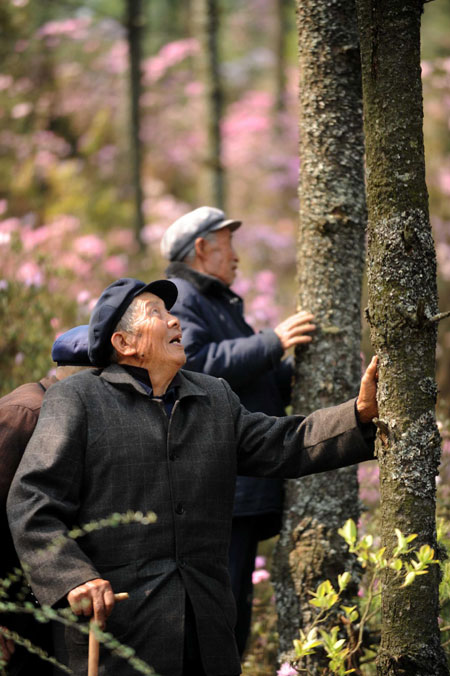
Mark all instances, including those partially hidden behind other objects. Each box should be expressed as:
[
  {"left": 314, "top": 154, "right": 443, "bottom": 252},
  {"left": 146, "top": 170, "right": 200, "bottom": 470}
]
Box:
[
  {"left": 194, "top": 236, "right": 208, "bottom": 261},
  {"left": 111, "top": 331, "right": 136, "bottom": 358}
]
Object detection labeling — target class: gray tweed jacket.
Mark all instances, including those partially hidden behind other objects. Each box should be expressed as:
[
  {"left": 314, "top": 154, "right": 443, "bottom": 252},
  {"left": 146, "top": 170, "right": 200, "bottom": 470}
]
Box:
[{"left": 7, "top": 365, "right": 374, "bottom": 676}]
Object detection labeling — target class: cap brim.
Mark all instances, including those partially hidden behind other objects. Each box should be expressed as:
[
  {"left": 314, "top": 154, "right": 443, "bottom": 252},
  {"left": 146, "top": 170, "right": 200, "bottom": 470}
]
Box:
[
  {"left": 136, "top": 279, "right": 178, "bottom": 310},
  {"left": 210, "top": 219, "right": 242, "bottom": 233}
]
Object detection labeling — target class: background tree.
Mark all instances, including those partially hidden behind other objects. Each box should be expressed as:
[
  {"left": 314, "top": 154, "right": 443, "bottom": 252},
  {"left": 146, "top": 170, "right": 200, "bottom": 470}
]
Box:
[
  {"left": 191, "top": 0, "right": 225, "bottom": 208},
  {"left": 356, "top": 0, "right": 449, "bottom": 674},
  {"left": 272, "top": 0, "right": 366, "bottom": 669},
  {"left": 126, "top": 0, "right": 145, "bottom": 247}
]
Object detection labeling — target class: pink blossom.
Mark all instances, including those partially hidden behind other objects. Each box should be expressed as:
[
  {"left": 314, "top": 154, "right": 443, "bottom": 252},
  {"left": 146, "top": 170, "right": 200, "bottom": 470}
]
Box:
[
  {"left": 16, "top": 261, "right": 43, "bottom": 287},
  {"left": 231, "top": 276, "right": 252, "bottom": 298},
  {"left": 103, "top": 41, "right": 128, "bottom": 75},
  {"left": 421, "top": 61, "right": 432, "bottom": 78},
  {"left": 12, "top": 0, "right": 29, "bottom": 6},
  {"left": 74, "top": 235, "right": 106, "bottom": 260},
  {"left": 255, "top": 555, "right": 266, "bottom": 569},
  {"left": 37, "top": 17, "right": 91, "bottom": 39},
  {"left": 0, "top": 75, "right": 13, "bottom": 91},
  {"left": 141, "top": 223, "right": 167, "bottom": 245},
  {"left": 184, "top": 82, "right": 203, "bottom": 97},
  {"left": 11, "top": 102, "right": 33, "bottom": 119},
  {"left": 277, "top": 662, "right": 298, "bottom": 676},
  {"left": 0, "top": 280, "right": 8, "bottom": 290},
  {"left": 107, "top": 228, "right": 136, "bottom": 250},
  {"left": 143, "top": 39, "right": 199, "bottom": 84},
  {"left": 252, "top": 569, "right": 270, "bottom": 584},
  {"left": 15, "top": 352, "right": 25, "bottom": 365},
  {"left": 255, "top": 270, "right": 276, "bottom": 294},
  {"left": 103, "top": 255, "right": 128, "bottom": 278},
  {"left": 438, "top": 168, "right": 450, "bottom": 195},
  {"left": 77, "top": 290, "right": 91, "bottom": 305},
  {"left": 50, "top": 317, "right": 60, "bottom": 330}
]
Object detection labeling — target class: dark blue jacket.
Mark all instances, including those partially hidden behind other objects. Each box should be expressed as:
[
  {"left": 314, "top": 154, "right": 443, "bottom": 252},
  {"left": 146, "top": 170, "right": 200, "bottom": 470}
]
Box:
[{"left": 166, "top": 262, "right": 293, "bottom": 532}]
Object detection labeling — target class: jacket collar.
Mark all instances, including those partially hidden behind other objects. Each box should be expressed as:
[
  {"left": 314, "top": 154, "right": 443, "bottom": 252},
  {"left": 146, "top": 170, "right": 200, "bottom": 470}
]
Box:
[
  {"left": 166, "top": 262, "right": 242, "bottom": 304},
  {"left": 99, "top": 363, "right": 207, "bottom": 400}
]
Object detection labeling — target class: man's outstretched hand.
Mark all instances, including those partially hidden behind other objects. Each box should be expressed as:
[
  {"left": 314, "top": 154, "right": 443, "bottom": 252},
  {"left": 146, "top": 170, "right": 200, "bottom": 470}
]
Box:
[{"left": 356, "top": 356, "right": 378, "bottom": 424}]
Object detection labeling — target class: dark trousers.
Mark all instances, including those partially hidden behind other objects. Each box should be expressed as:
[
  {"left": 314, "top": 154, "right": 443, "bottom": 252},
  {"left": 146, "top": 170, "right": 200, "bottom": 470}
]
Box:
[
  {"left": 183, "top": 596, "right": 240, "bottom": 675},
  {"left": 228, "top": 516, "right": 260, "bottom": 658}
]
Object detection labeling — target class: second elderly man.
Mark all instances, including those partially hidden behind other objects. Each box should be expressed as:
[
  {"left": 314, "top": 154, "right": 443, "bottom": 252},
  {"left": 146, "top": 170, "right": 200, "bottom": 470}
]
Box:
[{"left": 161, "top": 206, "right": 316, "bottom": 654}]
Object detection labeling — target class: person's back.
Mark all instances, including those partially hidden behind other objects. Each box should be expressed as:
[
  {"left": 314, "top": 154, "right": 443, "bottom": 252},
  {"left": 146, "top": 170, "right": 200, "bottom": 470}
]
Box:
[{"left": 0, "top": 325, "right": 92, "bottom": 674}]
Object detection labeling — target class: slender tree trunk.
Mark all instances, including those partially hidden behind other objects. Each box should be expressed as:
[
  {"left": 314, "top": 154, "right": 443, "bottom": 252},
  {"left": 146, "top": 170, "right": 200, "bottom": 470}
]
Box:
[
  {"left": 272, "top": 0, "right": 366, "bottom": 670},
  {"left": 126, "top": 0, "right": 145, "bottom": 247},
  {"left": 274, "top": 0, "right": 289, "bottom": 115},
  {"left": 192, "top": 0, "right": 225, "bottom": 209},
  {"left": 356, "top": 1, "right": 448, "bottom": 674}
]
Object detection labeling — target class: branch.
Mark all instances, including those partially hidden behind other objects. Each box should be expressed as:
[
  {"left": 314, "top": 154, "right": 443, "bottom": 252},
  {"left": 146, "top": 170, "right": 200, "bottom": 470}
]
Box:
[{"left": 427, "top": 310, "right": 450, "bottom": 324}]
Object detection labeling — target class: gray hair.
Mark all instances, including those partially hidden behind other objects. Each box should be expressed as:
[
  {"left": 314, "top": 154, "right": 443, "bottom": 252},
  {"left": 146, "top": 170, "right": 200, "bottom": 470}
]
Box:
[
  {"left": 110, "top": 298, "right": 141, "bottom": 362},
  {"left": 182, "top": 230, "right": 218, "bottom": 263}
]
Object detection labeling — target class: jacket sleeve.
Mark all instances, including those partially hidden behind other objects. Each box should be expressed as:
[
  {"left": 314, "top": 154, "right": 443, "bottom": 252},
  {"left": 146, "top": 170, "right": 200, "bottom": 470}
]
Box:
[
  {"left": 0, "top": 405, "right": 38, "bottom": 510},
  {"left": 6, "top": 382, "right": 101, "bottom": 608},
  {"left": 219, "top": 379, "right": 375, "bottom": 477},
  {"left": 172, "top": 291, "right": 284, "bottom": 389}
]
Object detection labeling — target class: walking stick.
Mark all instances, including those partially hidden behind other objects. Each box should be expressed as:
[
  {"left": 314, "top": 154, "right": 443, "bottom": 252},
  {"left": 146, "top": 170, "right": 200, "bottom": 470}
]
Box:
[{"left": 88, "top": 592, "right": 129, "bottom": 676}]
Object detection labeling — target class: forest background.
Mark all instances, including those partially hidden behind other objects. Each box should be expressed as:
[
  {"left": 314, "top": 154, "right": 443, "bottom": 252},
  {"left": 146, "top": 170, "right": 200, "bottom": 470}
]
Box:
[{"left": 1, "top": 0, "right": 450, "bottom": 674}]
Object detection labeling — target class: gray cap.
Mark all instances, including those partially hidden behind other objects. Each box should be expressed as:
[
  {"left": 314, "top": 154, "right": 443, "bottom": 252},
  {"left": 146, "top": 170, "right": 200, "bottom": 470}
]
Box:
[{"left": 160, "top": 206, "right": 241, "bottom": 261}]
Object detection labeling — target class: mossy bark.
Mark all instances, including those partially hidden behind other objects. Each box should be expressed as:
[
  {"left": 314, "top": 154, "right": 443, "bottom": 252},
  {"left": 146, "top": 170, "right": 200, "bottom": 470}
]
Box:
[
  {"left": 272, "top": 0, "right": 366, "bottom": 670},
  {"left": 192, "top": 0, "right": 225, "bottom": 209},
  {"left": 355, "top": 0, "right": 448, "bottom": 673}
]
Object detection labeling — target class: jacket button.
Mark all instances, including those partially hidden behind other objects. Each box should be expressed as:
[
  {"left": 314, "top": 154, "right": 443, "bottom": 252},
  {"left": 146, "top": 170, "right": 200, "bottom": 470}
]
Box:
[
  {"left": 178, "top": 558, "right": 186, "bottom": 568},
  {"left": 175, "top": 503, "right": 185, "bottom": 515}
]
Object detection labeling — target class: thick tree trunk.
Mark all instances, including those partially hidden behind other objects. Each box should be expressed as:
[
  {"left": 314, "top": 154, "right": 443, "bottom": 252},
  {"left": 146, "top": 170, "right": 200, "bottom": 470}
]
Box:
[
  {"left": 192, "top": 0, "right": 225, "bottom": 209},
  {"left": 272, "top": 0, "right": 366, "bottom": 670},
  {"left": 356, "top": 1, "right": 448, "bottom": 674},
  {"left": 126, "top": 0, "right": 145, "bottom": 247}
]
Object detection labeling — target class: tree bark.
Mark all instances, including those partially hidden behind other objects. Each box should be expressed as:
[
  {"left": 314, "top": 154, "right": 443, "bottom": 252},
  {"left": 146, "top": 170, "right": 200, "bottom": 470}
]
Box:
[
  {"left": 356, "top": 1, "right": 448, "bottom": 674},
  {"left": 272, "top": 0, "right": 366, "bottom": 670},
  {"left": 126, "top": 0, "right": 145, "bottom": 248},
  {"left": 192, "top": 0, "right": 225, "bottom": 209}
]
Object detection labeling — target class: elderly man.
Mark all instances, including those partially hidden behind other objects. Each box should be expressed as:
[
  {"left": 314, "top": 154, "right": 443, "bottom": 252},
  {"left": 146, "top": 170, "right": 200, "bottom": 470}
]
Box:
[
  {"left": 8, "top": 277, "right": 377, "bottom": 676},
  {"left": 0, "top": 325, "right": 92, "bottom": 674},
  {"left": 161, "top": 206, "right": 316, "bottom": 654}
]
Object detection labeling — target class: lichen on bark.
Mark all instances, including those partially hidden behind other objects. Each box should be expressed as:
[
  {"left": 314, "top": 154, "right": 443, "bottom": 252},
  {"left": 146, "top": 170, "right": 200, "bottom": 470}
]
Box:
[{"left": 356, "top": 0, "right": 448, "bottom": 673}]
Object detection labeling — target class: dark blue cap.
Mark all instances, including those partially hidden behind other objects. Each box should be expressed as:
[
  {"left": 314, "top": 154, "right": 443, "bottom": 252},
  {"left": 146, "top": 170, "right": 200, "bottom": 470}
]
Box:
[
  {"left": 52, "top": 325, "right": 92, "bottom": 366},
  {"left": 88, "top": 278, "right": 178, "bottom": 366}
]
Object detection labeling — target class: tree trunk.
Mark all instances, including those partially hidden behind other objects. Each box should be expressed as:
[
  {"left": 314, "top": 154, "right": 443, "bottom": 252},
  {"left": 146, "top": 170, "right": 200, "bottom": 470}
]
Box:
[
  {"left": 356, "top": 1, "right": 448, "bottom": 674},
  {"left": 272, "top": 0, "right": 366, "bottom": 670},
  {"left": 126, "top": 0, "right": 145, "bottom": 247},
  {"left": 274, "top": 0, "right": 289, "bottom": 115},
  {"left": 192, "top": 0, "right": 225, "bottom": 209}
]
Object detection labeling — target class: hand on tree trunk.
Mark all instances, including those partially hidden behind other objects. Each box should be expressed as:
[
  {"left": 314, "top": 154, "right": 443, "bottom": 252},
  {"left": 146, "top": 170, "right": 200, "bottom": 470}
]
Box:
[{"left": 356, "top": 355, "right": 378, "bottom": 423}]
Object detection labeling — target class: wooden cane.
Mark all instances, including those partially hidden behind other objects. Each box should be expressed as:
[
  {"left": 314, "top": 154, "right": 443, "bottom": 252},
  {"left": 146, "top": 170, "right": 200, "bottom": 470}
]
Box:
[{"left": 88, "top": 592, "right": 129, "bottom": 676}]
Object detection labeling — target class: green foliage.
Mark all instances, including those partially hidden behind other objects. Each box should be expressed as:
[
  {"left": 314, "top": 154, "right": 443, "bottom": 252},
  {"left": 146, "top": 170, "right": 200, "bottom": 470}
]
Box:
[
  {"left": 0, "top": 277, "right": 78, "bottom": 396},
  {"left": 284, "top": 520, "right": 439, "bottom": 675},
  {"left": 0, "top": 511, "right": 158, "bottom": 674}
]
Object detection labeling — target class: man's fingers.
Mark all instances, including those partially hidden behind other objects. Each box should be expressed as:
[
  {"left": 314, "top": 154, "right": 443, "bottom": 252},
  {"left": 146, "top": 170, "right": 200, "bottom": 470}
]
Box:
[{"left": 67, "top": 578, "right": 115, "bottom": 628}]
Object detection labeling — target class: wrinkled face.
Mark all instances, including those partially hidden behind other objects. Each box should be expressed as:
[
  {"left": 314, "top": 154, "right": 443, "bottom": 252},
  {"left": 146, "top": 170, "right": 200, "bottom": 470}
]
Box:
[
  {"left": 126, "top": 292, "right": 186, "bottom": 370},
  {"left": 202, "top": 227, "right": 239, "bottom": 286}
]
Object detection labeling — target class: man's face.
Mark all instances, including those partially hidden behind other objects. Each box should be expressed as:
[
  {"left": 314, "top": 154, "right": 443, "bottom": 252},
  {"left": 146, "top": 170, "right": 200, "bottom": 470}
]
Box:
[
  {"left": 201, "top": 227, "right": 239, "bottom": 286},
  {"left": 127, "top": 292, "right": 186, "bottom": 370}
]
